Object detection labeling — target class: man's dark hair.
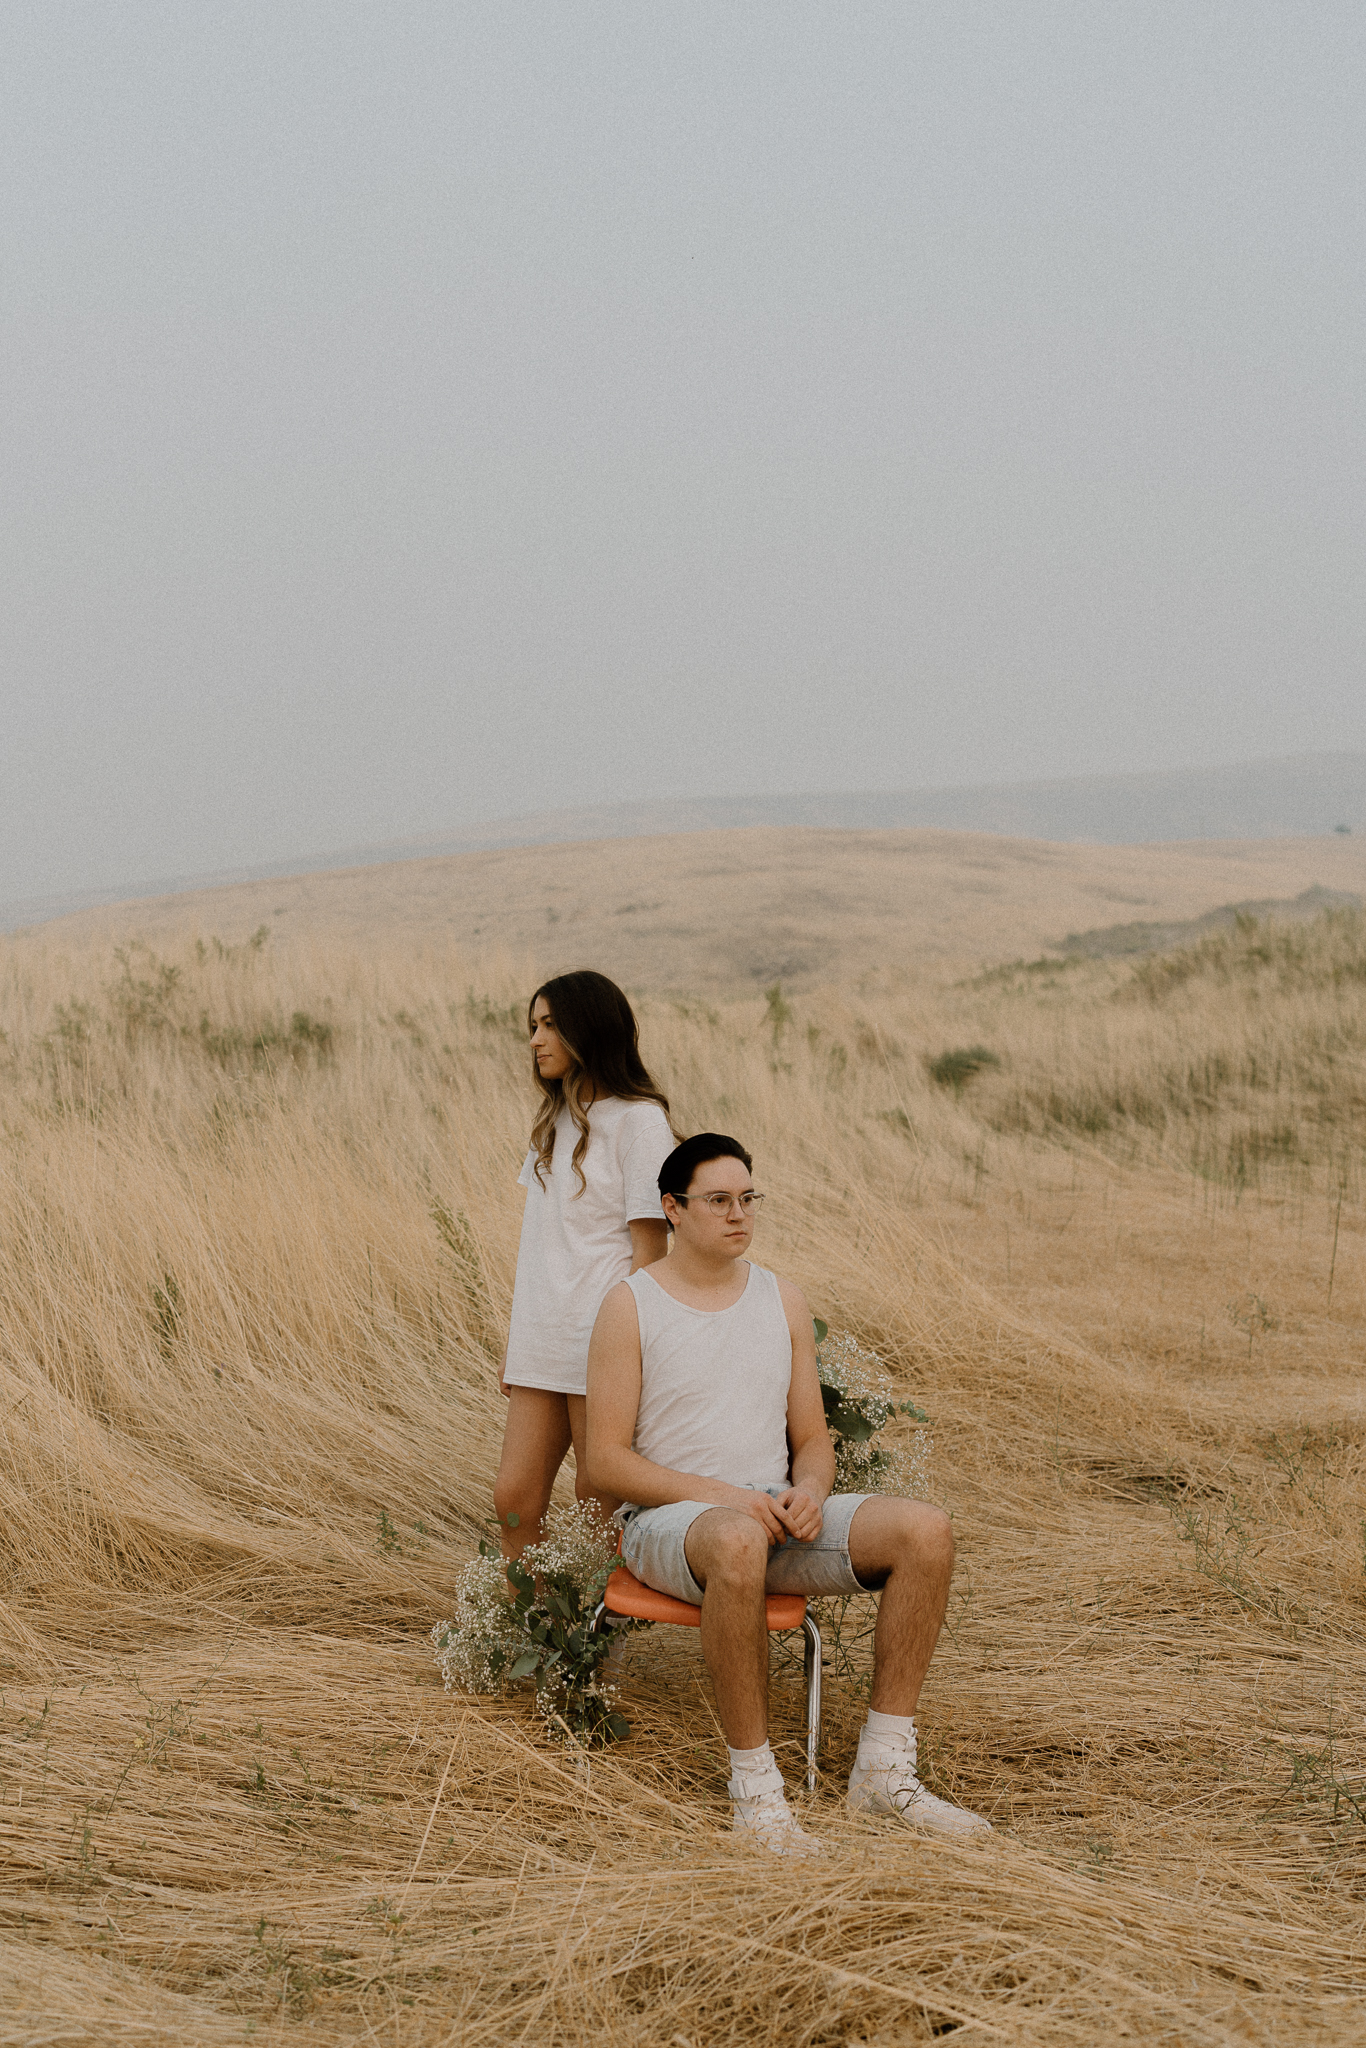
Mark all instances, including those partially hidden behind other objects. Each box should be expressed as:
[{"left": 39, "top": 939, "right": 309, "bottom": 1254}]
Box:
[{"left": 658, "top": 1132, "right": 753, "bottom": 1204}]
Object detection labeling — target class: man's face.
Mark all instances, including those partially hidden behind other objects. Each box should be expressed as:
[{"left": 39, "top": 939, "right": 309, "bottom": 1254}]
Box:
[{"left": 664, "top": 1154, "right": 757, "bottom": 1260}]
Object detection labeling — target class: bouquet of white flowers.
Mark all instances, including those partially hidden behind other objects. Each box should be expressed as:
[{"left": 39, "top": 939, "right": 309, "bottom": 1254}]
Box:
[
  {"left": 431, "top": 1502, "right": 627, "bottom": 1745},
  {"left": 815, "top": 1320, "right": 932, "bottom": 1498}
]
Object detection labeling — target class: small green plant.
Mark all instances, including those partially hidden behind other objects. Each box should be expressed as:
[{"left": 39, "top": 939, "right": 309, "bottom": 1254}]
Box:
[
  {"left": 150, "top": 1271, "right": 182, "bottom": 1355},
  {"left": 464, "top": 989, "right": 523, "bottom": 1032},
  {"left": 49, "top": 999, "right": 94, "bottom": 1050},
  {"left": 71, "top": 1811, "right": 100, "bottom": 1893},
  {"left": 1227, "top": 1292, "right": 1277, "bottom": 1359},
  {"left": 283, "top": 1011, "right": 333, "bottom": 1056},
  {"left": 249, "top": 1915, "right": 318, "bottom": 2015},
  {"left": 109, "top": 948, "right": 182, "bottom": 1047},
  {"left": 1261, "top": 1425, "right": 1340, "bottom": 1509},
  {"left": 1171, "top": 1492, "right": 1265, "bottom": 1611},
  {"left": 764, "top": 983, "right": 793, "bottom": 1036},
  {"left": 198, "top": 1007, "right": 333, "bottom": 1067},
  {"left": 927, "top": 1045, "right": 1001, "bottom": 1092},
  {"left": 432, "top": 1503, "right": 627, "bottom": 1745},
  {"left": 375, "top": 1510, "right": 429, "bottom": 1558},
  {"left": 1272, "top": 1702, "right": 1366, "bottom": 1835}
]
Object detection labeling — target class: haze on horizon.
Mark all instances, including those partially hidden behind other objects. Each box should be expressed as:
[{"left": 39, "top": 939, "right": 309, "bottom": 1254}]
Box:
[{"left": 4, "top": 3, "right": 1365, "bottom": 906}]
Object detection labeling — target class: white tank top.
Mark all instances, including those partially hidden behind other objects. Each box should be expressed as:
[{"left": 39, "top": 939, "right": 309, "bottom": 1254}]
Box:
[{"left": 624, "top": 1263, "right": 792, "bottom": 1495}]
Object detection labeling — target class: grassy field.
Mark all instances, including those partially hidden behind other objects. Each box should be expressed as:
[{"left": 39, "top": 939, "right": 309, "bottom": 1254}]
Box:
[
  {"left": 38, "top": 822, "right": 1366, "bottom": 992},
  {"left": 1, "top": 897, "right": 1364, "bottom": 2043}
]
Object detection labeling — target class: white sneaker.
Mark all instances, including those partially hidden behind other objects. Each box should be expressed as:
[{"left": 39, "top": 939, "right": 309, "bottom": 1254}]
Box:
[
  {"left": 729, "top": 1758, "right": 824, "bottom": 1858},
  {"left": 847, "top": 1726, "right": 992, "bottom": 1838}
]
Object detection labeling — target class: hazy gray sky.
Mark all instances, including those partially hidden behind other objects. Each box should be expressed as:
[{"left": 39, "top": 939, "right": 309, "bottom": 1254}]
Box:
[{"left": 4, "top": 3, "right": 1364, "bottom": 901}]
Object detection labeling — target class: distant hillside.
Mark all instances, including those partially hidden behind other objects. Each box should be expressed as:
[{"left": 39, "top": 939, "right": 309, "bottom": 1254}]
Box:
[
  {"left": 1059, "top": 883, "right": 1363, "bottom": 960},
  {"left": 21, "top": 826, "right": 1366, "bottom": 998},
  {"left": 3, "top": 750, "right": 1362, "bottom": 934},
  {"left": 381, "top": 750, "right": 1366, "bottom": 861}
]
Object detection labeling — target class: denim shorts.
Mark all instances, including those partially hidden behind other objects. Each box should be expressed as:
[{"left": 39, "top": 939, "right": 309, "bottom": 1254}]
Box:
[{"left": 619, "top": 1490, "right": 879, "bottom": 1604}]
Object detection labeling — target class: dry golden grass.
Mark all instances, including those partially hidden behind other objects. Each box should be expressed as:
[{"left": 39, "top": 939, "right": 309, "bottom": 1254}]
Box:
[{"left": 1, "top": 899, "right": 1364, "bottom": 2044}]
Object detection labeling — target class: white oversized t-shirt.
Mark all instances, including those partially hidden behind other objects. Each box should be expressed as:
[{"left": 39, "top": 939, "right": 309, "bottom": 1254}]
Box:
[{"left": 503, "top": 1096, "right": 674, "bottom": 1396}]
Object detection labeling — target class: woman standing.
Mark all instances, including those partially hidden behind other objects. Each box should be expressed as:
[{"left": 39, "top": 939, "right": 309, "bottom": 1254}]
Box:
[{"left": 495, "top": 970, "right": 675, "bottom": 1559}]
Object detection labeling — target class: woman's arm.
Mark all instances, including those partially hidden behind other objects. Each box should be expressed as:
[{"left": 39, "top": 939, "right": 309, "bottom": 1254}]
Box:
[{"left": 621, "top": 1109, "right": 673, "bottom": 1274}]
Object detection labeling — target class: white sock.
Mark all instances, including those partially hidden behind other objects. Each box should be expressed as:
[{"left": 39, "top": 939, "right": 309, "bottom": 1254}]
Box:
[
  {"left": 728, "top": 1741, "right": 776, "bottom": 1780},
  {"left": 858, "top": 1710, "right": 914, "bottom": 1757}
]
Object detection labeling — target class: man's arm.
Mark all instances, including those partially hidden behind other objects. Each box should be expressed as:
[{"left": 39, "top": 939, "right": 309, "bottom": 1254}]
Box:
[
  {"left": 776, "top": 1277, "right": 836, "bottom": 1536},
  {"left": 584, "top": 1284, "right": 797, "bottom": 1542}
]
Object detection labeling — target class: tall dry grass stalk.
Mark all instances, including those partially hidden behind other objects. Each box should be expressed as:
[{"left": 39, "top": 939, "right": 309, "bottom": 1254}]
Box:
[{"left": 0, "top": 917, "right": 1363, "bottom": 2043}]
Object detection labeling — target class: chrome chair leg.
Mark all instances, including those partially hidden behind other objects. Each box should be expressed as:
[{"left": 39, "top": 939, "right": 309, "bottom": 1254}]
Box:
[{"left": 801, "top": 1612, "right": 822, "bottom": 1792}]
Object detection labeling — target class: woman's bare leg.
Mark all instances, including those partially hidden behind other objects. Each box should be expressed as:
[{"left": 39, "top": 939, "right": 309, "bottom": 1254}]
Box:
[
  {"left": 493, "top": 1388, "right": 572, "bottom": 1560},
  {"left": 565, "top": 1394, "right": 621, "bottom": 1526}
]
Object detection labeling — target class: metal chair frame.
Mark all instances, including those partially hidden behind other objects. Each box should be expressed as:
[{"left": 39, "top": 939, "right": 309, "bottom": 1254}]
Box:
[{"left": 592, "top": 1561, "right": 823, "bottom": 1791}]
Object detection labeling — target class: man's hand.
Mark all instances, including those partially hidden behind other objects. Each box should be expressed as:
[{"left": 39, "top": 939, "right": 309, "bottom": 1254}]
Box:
[
  {"left": 727, "top": 1489, "right": 798, "bottom": 1545},
  {"left": 774, "top": 1486, "right": 824, "bottom": 1543},
  {"left": 726, "top": 1487, "right": 824, "bottom": 1546}
]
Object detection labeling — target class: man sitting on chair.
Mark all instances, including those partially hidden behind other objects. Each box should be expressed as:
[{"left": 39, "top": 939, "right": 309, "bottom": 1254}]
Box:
[{"left": 585, "top": 1131, "right": 991, "bottom": 1856}]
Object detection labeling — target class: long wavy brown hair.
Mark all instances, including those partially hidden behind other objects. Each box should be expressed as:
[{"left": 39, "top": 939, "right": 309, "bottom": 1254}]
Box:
[{"left": 528, "top": 971, "right": 673, "bottom": 1193}]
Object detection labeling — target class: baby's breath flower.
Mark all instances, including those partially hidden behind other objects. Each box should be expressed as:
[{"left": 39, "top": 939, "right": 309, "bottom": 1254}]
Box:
[
  {"left": 817, "top": 1328, "right": 932, "bottom": 1498},
  {"left": 431, "top": 1501, "right": 627, "bottom": 1745},
  {"left": 817, "top": 1329, "right": 892, "bottom": 1398},
  {"left": 834, "top": 1427, "right": 932, "bottom": 1499}
]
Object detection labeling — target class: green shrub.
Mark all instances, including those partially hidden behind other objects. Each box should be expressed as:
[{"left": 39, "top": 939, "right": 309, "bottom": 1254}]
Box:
[{"left": 927, "top": 1044, "right": 1001, "bottom": 1092}]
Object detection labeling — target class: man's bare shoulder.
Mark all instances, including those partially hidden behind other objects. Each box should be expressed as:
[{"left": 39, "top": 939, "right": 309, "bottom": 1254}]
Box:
[
  {"left": 596, "top": 1278, "right": 641, "bottom": 1324},
  {"left": 587, "top": 1280, "right": 642, "bottom": 1381},
  {"left": 774, "top": 1272, "right": 812, "bottom": 1328}
]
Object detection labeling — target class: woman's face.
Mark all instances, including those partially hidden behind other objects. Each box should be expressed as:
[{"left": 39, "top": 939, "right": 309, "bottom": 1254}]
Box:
[{"left": 529, "top": 996, "right": 573, "bottom": 1082}]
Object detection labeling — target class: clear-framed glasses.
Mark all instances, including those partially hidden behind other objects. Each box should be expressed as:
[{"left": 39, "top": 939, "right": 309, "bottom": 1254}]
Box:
[{"left": 677, "top": 1190, "right": 766, "bottom": 1216}]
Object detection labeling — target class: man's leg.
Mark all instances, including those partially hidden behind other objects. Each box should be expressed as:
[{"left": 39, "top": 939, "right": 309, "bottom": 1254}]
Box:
[
  {"left": 846, "top": 1496, "right": 955, "bottom": 1711},
  {"left": 845, "top": 1496, "right": 992, "bottom": 1835},
  {"left": 683, "top": 1508, "right": 771, "bottom": 1747},
  {"left": 683, "top": 1508, "right": 822, "bottom": 1857}
]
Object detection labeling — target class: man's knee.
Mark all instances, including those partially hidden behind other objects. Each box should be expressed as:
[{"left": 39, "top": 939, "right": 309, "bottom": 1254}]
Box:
[
  {"left": 856, "top": 1497, "right": 954, "bottom": 1583},
  {"left": 896, "top": 1500, "right": 954, "bottom": 1574},
  {"left": 690, "top": 1511, "right": 769, "bottom": 1586}
]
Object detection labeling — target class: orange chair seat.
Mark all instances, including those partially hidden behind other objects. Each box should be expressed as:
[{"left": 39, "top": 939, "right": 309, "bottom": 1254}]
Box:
[{"left": 603, "top": 1561, "right": 807, "bottom": 1632}]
